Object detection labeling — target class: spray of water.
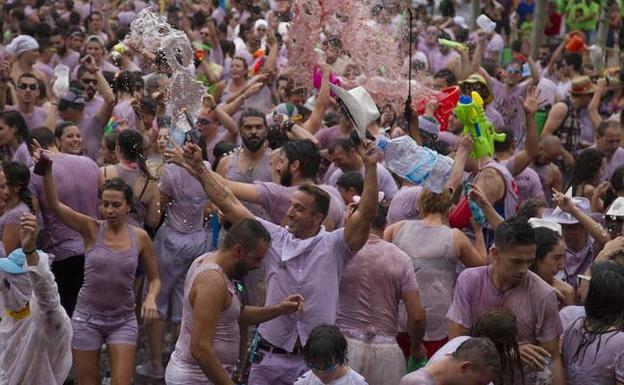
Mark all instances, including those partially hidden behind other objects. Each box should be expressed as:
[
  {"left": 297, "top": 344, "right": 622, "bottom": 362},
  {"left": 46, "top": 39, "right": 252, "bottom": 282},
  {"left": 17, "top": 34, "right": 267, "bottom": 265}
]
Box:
[{"left": 125, "top": 8, "right": 206, "bottom": 137}]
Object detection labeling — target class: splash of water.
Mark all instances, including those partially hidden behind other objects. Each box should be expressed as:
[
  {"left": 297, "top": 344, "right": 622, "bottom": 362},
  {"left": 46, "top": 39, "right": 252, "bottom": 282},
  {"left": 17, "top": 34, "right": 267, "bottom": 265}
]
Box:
[{"left": 125, "top": 8, "right": 205, "bottom": 134}]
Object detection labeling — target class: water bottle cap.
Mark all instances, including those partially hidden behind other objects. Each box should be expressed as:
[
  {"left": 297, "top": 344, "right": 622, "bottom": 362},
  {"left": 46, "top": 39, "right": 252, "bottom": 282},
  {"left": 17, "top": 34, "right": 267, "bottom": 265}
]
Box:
[
  {"left": 376, "top": 136, "right": 388, "bottom": 149},
  {"left": 459, "top": 95, "right": 472, "bottom": 104}
]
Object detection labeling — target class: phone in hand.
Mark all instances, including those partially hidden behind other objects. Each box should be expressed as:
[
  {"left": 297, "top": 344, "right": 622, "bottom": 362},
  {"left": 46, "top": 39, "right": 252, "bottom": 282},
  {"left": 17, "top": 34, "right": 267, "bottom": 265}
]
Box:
[{"left": 33, "top": 152, "right": 52, "bottom": 176}]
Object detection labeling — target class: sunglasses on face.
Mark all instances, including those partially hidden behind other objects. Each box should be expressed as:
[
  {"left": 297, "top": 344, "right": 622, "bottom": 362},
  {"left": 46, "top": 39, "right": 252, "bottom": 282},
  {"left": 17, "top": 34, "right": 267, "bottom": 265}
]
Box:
[
  {"left": 18, "top": 83, "right": 38, "bottom": 90},
  {"left": 506, "top": 67, "right": 522, "bottom": 74},
  {"left": 196, "top": 118, "right": 213, "bottom": 126},
  {"left": 81, "top": 78, "right": 97, "bottom": 85}
]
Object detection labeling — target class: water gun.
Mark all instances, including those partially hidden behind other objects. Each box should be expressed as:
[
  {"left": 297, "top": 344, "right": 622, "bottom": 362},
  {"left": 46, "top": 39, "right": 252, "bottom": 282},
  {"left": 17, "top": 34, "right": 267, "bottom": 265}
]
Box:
[
  {"left": 438, "top": 38, "right": 467, "bottom": 51},
  {"left": 453, "top": 91, "right": 505, "bottom": 159}
]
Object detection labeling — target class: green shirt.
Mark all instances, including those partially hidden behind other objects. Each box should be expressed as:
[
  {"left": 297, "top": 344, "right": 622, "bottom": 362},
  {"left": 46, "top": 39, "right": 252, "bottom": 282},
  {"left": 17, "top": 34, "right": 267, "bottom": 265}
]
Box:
[
  {"left": 566, "top": 1, "right": 586, "bottom": 31},
  {"left": 579, "top": 1, "right": 599, "bottom": 31}
]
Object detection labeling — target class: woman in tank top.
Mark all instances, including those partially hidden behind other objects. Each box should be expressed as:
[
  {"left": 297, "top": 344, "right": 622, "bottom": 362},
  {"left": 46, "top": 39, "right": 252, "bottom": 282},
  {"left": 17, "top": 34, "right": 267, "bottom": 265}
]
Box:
[
  {"left": 384, "top": 188, "right": 486, "bottom": 357},
  {"left": 0, "top": 162, "right": 34, "bottom": 254},
  {"left": 99, "top": 129, "right": 160, "bottom": 232},
  {"left": 38, "top": 146, "right": 161, "bottom": 385}
]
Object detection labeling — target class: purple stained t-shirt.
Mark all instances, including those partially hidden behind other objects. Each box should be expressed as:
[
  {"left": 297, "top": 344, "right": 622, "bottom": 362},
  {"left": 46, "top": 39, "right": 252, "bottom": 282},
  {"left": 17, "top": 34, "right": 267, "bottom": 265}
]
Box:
[
  {"left": 11, "top": 142, "right": 33, "bottom": 168},
  {"left": 562, "top": 318, "right": 624, "bottom": 385},
  {"left": 255, "top": 182, "right": 346, "bottom": 229},
  {"left": 446, "top": 265, "right": 562, "bottom": 345},
  {"left": 598, "top": 146, "right": 624, "bottom": 182},
  {"left": 490, "top": 78, "right": 531, "bottom": 149},
  {"left": 29, "top": 154, "right": 99, "bottom": 260},
  {"left": 336, "top": 235, "right": 418, "bottom": 338},
  {"left": 6, "top": 105, "right": 48, "bottom": 130},
  {"left": 327, "top": 163, "right": 399, "bottom": 200}
]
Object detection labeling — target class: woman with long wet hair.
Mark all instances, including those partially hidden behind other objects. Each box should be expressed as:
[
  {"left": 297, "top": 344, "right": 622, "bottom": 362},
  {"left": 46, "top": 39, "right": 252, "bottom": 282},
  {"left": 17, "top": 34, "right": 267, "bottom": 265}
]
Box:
[{"left": 561, "top": 266, "right": 624, "bottom": 384}]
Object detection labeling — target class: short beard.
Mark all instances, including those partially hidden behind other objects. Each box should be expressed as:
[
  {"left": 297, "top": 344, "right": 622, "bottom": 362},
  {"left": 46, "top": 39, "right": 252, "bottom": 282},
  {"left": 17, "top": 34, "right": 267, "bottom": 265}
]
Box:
[{"left": 243, "top": 137, "right": 265, "bottom": 152}]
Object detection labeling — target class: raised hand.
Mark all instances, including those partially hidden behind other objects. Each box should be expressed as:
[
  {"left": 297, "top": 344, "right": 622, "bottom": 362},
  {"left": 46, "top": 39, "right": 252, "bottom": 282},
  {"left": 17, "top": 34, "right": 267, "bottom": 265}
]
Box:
[
  {"left": 19, "top": 213, "right": 38, "bottom": 252},
  {"left": 522, "top": 86, "right": 541, "bottom": 114}
]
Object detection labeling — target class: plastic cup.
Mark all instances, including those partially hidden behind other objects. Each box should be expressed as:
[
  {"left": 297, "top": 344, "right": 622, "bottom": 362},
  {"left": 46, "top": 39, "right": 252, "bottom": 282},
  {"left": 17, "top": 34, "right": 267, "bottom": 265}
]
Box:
[{"left": 476, "top": 14, "right": 496, "bottom": 33}]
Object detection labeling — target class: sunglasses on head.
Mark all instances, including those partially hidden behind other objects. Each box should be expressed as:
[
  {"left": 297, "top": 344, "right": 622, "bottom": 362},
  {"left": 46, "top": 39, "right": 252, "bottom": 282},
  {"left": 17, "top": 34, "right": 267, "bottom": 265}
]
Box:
[{"left": 18, "top": 83, "right": 38, "bottom": 90}]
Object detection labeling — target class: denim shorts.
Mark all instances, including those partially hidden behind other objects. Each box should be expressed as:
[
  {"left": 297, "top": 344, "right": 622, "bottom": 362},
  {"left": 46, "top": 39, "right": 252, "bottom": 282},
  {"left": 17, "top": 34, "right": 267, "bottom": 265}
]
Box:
[{"left": 71, "top": 310, "right": 138, "bottom": 351}]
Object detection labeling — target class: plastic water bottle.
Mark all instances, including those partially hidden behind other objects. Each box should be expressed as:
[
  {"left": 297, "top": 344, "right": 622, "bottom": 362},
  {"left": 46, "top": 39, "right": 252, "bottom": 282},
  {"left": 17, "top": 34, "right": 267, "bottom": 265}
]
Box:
[
  {"left": 52, "top": 64, "right": 69, "bottom": 99},
  {"left": 376, "top": 136, "right": 454, "bottom": 193}
]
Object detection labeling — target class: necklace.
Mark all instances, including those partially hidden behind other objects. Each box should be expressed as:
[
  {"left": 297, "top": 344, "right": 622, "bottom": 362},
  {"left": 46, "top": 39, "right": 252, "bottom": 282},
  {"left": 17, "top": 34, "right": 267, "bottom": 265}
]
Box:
[{"left": 241, "top": 148, "right": 260, "bottom": 175}]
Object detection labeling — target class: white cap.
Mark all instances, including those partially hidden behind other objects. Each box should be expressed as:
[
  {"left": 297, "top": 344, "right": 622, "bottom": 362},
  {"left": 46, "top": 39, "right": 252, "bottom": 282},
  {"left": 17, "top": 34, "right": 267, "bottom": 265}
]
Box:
[{"left": 6, "top": 35, "right": 39, "bottom": 56}]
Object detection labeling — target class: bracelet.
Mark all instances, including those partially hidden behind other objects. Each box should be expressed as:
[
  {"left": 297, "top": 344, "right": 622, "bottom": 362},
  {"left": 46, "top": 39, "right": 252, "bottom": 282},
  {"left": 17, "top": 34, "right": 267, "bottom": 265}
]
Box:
[{"left": 23, "top": 247, "right": 36, "bottom": 255}]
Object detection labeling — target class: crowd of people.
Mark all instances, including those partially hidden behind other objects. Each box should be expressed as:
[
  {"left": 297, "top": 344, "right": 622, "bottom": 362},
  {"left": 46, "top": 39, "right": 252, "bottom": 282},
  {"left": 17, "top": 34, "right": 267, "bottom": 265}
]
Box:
[{"left": 0, "top": 0, "right": 624, "bottom": 385}]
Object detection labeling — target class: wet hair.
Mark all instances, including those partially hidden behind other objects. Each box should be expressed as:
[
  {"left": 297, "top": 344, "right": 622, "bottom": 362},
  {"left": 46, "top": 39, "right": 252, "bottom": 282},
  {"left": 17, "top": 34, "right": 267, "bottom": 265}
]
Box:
[
  {"left": 239, "top": 108, "right": 267, "bottom": 128},
  {"left": 336, "top": 171, "right": 364, "bottom": 195},
  {"left": 517, "top": 198, "right": 548, "bottom": 219},
  {"left": 223, "top": 218, "right": 271, "bottom": 251},
  {"left": 566, "top": 148, "right": 606, "bottom": 194},
  {"left": 571, "top": 267, "right": 624, "bottom": 364},
  {"left": 494, "top": 216, "right": 536, "bottom": 251},
  {"left": 2, "top": 162, "right": 34, "bottom": 213},
  {"left": 104, "top": 132, "right": 119, "bottom": 153},
  {"left": 117, "top": 129, "right": 152, "bottom": 179},
  {"left": 212, "top": 141, "right": 237, "bottom": 171},
  {"left": 371, "top": 202, "right": 388, "bottom": 231},
  {"left": 303, "top": 324, "right": 348, "bottom": 367},
  {"left": 281, "top": 139, "right": 321, "bottom": 179},
  {"left": 452, "top": 337, "right": 501, "bottom": 374},
  {"left": 101, "top": 177, "right": 133, "bottom": 205},
  {"left": 29, "top": 127, "right": 57, "bottom": 149},
  {"left": 563, "top": 53, "right": 583, "bottom": 73},
  {"left": 418, "top": 188, "right": 452, "bottom": 216},
  {"left": 433, "top": 68, "right": 457, "bottom": 87},
  {"left": 140, "top": 97, "right": 157, "bottom": 116},
  {"left": 297, "top": 183, "right": 330, "bottom": 220},
  {"left": 231, "top": 56, "right": 249, "bottom": 72},
  {"left": 0, "top": 110, "right": 29, "bottom": 143},
  {"left": 531, "top": 227, "right": 563, "bottom": 273},
  {"left": 473, "top": 309, "right": 523, "bottom": 385},
  {"left": 113, "top": 70, "right": 136, "bottom": 94},
  {"left": 328, "top": 138, "right": 356, "bottom": 155}
]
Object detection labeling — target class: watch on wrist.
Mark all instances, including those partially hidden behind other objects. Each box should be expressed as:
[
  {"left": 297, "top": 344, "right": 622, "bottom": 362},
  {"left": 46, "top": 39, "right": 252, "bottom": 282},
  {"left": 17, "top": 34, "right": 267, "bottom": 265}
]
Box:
[{"left": 283, "top": 119, "right": 296, "bottom": 132}]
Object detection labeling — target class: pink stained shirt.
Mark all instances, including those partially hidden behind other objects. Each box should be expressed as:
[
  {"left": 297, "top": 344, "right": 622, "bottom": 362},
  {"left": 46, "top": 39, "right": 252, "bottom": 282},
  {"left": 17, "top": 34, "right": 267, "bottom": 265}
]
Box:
[
  {"left": 336, "top": 235, "right": 418, "bottom": 338},
  {"left": 446, "top": 265, "right": 562, "bottom": 345},
  {"left": 255, "top": 217, "right": 354, "bottom": 352}
]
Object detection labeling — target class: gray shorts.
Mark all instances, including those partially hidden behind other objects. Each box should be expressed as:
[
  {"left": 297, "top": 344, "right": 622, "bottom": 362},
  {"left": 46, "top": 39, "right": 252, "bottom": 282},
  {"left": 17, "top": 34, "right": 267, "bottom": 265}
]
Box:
[{"left": 71, "top": 310, "right": 138, "bottom": 351}]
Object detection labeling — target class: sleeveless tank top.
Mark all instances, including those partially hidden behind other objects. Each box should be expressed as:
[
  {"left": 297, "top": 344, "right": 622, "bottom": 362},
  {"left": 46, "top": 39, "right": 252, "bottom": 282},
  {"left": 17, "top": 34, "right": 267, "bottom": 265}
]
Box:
[
  {"left": 392, "top": 220, "right": 458, "bottom": 341},
  {"left": 481, "top": 160, "right": 519, "bottom": 219},
  {"left": 168, "top": 257, "right": 241, "bottom": 381},
  {"left": 75, "top": 222, "right": 139, "bottom": 317},
  {"left": 108, "top": 165, "right": 150, "bottom": 227},
  {"left": 225, "top": 148, "right": 272, "bottom": 218}
]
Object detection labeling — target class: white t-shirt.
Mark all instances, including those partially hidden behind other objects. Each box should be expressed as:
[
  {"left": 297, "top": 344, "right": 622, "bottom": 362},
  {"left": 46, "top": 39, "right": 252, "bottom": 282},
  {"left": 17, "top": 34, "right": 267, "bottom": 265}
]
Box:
[{"left": 294, "top": 368, "right": 369, "bottom": 385}]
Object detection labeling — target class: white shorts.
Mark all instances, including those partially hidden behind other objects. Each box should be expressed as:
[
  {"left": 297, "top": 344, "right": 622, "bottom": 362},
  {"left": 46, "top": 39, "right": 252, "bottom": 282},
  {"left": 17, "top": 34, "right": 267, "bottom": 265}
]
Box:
[{"left": 345, "top": 334, "right": 405, "bottom": 385}]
